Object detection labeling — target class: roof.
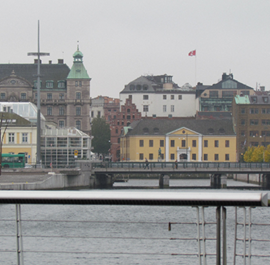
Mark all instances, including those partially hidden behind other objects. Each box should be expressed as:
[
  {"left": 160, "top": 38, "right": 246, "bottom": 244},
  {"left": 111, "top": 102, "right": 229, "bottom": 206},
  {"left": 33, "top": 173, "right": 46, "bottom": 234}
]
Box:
[
  {"left": 67, "top": 48, "right": 90, "bottom": 79},
  {"left": 0, "top": 111, "right": 33, "bottom": 126},
  {"left": 234, "top": 95, "right": 250, "bottom": 104},
  {"left": 196, "top": 111, "right": 232, "bottom": 120},
  {"left": 234, "top": 94, "right": 270, "bottom": 105},
  {"left": 0, "top": 63, "right": 70, "bottom": 89},
  {"left": 126, "top": 118, "right": 235, "bottom": 136}
]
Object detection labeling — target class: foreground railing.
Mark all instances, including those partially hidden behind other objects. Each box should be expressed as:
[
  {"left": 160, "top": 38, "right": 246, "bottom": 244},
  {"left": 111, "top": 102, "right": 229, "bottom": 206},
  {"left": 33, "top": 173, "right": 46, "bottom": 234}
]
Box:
[{"left": 0, "top": 191, "right": 268, "bottom": 265}]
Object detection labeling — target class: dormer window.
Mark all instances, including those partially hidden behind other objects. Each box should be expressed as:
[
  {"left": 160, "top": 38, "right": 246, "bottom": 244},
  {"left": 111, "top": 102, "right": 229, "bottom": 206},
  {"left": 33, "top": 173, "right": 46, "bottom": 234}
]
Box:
[
  {"left": 263, "top": 97, "right": 269, "bottom": 103},
  {"left": 34, "top": 80, "right": 42, "bottom": 88},
  {"left": 251, "top": 96, "right": 257, "bottom": 103},
  {"left": 58, "top": 81, "right": 65, "bottom": 88},
  {"left": 46, "top": 80, "right": 54, "bottom": 88}
]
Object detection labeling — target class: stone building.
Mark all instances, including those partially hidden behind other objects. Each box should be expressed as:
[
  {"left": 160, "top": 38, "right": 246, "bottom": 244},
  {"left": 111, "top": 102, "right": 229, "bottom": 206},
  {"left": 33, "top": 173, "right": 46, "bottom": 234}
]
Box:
[
  {"left": 232, "top": 94, "right": 270, "bottom": 161},
  {"left": 0, "top": 47, "right": 91, "bottom": 135}
]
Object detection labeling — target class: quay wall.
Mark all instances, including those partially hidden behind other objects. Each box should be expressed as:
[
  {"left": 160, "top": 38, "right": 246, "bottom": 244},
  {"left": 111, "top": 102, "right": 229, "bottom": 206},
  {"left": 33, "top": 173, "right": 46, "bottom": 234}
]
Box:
[{"left": 234, "top": 173, "right": 262, "bottom": 184}]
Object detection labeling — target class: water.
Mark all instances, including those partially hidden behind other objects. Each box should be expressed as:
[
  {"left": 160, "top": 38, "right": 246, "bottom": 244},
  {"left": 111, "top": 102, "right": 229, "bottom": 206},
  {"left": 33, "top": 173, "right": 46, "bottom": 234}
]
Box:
[{"left": 0, "top": 179, "right": 269, "bottom": 265}]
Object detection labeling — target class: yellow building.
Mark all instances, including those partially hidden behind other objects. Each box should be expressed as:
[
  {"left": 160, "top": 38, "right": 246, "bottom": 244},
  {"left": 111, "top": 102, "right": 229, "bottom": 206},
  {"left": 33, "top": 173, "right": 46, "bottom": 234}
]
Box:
[
  {"left": 0, "top": 112, "right": 37, "bottom": 164},
  {"left": 121, "top": 119, "right": 236, "bottom": 162}
]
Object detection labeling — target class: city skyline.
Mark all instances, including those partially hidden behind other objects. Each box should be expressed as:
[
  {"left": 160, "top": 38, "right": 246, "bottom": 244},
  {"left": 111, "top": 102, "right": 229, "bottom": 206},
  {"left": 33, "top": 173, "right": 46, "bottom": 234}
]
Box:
[{"left": 1, "top": 0, "right": 270, "bottom": 98}]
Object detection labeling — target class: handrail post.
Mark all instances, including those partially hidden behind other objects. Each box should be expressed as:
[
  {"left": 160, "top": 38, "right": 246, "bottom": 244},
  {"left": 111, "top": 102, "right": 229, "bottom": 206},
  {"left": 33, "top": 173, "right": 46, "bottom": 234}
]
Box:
[
  {"left": 222, "top": 206, "right": 227, "bottom": 265},
  {"left": 216, "top": 206, "right": 221, "bottom": 265},
  {"left": 16, "top": 204, "right": 24, "bottom": 265}
]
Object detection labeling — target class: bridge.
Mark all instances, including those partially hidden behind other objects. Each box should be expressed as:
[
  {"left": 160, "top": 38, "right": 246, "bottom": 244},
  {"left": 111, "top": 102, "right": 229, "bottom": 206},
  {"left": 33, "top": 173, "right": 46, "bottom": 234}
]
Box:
[{"left": 92, "top": 162, "right": 270, "bottom": 189}]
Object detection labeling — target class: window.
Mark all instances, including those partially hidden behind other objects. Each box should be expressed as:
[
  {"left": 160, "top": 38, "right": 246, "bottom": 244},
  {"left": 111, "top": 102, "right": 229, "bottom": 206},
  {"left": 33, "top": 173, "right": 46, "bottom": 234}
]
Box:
[
  {"left": 215, "top": 154, "right": 219, "bottom": 161},
  {"left": 250, "top": 119, "right": 258, "bottom": 125},
  {"left": 58, "top": 81, "right": 65, "bottom": 88},
  {"left": 47, "top": 107, "right": 52, "bottom": 115},
  {"left": 262, "top": 119, "right": 270, "bottom": 125},
  {"left": 250, "top": 108, "right": 258, "bottom": 114},
  {"left": 262, "top": 131, "right": 270, "bottom": 137},
  {"left": 139, "top": 140, "right": 144, "bottom": 147},
  {"left": 241, "top": 131, "right": 245, "bottom": 136},
  {"left": 149, "top": 154, "right": 153, "bottom": 160},
  {"left": 192, "top": 154, "right": 196, "bottom": 160},
  {"left": 204, "top": 140, "right": 208, "bottom": 147},
  {"left": 251, "top": 96, "right": 257, "bottom": 103},
  {"left": 139, "top": 153, "right": 144, "bottom": 160},
  {"left": 204, "top": 154, "right": 208, "bottom": 161},
  {"left": 163, "top": 95, "right": 167, "bottom": 100},
  {"left": 182, "top": 140, "right": 186, "bottom": 147},
  {"left": 149, "top": 140, "right": 153, "bottom": 147},
  {"left": 143, "top": 105, "right": 149, "bottom": 112},
  {"left": 251, "top": 142, "right": 259, "bottom": 147},
  {"left": 160, "top": 140, "right": 164, "bottom": 147},
  {"left": 21, "top": 93, "right": 26, "bottom": 100},
  {"left": 171, "top": 140, "right": 175, "bottom": 147},
  {"left": 263, "top": 97, "right": 269, "bottom": 103},
  {"left": 171, "top": 105, "right": 174, "bottom": 112},
  {"left": 241, "top": 108, "right": 245, "bottom": 114},
  {"left": 75, "top": 120, "right": 81, "bottom": 130},
  {"left": 59, "top": 120, "right": 64, "bottom": 128},
  {"left": 143, "top": 95, "right": 149, "bottom": 100},
  {"left": 241, "top": 119, "right": 245, "bottom": 125},
  {"left": 76, "top": 107, "right": 81, "bottom": 116},
  {"left": 59, "top": 106, "right": 64, "bottom": 115},
  {"left": 0, "top": 93, "right": 5, "bottom": 99},
  {"left": 47, "top": 93, "right": 52, "bottom": 100},
  {"left": 215, "top": 140, "right": 219, "bottom": 147},
  {"left": 128, "top": 95, "right": 132, "bottom": 100},
  {"left": 170, "top": 154, "right": 175, "bottom": 160},
  {"left": 171, "top": 95, "right": 174, "bottom": 100},
  {"left": 192, "top": 140, "right": 196, "bottom": 147},
  {"left": 178, "top": 95, "right": 182, "bottom": 100},
  {"left": 222, "top": 91, "right": 235, "bottom": 98},
  {"left": 225, "top": 154, "right": 230, "bottom": 161},
  {"left": 76, "top": 92, "right": 81, "bottom": 99},
  {"left": 209, "top": 91, "right": 218, "bottom": 98},
  {"left": 22, "top": 133, "right": 28, "bottom": 143},
  {"left": 163, "top": 105, "right": 167, "bottom": 112},
  {"left": 225, "top": 140, "right": 230, "bottom": 147},
  {"left": 59, "top": 93, "right": 64, "bottom": 100},
  {"left": 249, "top": 131, "right": 259, "bottom": 137},
  {"left": 8, "top": 133, "right": 15, "bottom": 143},
  {"left": 46, "top": 81, "right": 54, "bottom": 88},
  {"left": 35, "top": 93, "right": 37, "bottom": 99}
]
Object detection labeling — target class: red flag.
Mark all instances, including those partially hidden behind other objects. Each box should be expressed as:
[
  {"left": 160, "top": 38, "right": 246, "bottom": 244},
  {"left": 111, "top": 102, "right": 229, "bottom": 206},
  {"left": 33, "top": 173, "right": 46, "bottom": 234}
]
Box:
[{"left": 188, "top": 50, "right": 196, "bottom": 56}]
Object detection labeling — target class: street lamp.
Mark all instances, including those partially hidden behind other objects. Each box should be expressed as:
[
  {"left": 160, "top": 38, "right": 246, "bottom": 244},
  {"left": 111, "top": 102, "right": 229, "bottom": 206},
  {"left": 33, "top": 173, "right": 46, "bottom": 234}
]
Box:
[{"left": 28, "top": 21, "right": 50, "bottom": 167}]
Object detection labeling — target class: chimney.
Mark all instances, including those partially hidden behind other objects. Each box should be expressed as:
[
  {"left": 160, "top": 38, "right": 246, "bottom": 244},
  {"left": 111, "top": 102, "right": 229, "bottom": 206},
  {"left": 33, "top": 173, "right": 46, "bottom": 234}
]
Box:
[
  {"left": 58, "top": 59, "right": 64, "bottom": 64},
  {"left": 260, "top": 86, "right": 265, "bottom": 92},
  {"left": 222, "top": 73, "right": 227, "bottom": 81},
  {"left": 49, "top": 60, "right": 52, "bottom": 64},
  {"left": 34, "top": 59, "right": 42, "bottom": 64}
]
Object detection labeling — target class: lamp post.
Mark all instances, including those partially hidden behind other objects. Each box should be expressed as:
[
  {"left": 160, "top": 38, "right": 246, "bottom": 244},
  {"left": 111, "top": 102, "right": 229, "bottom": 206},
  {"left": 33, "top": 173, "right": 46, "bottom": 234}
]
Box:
[{"left": 28, "top": 21, "right": 50, "bottom": 167}]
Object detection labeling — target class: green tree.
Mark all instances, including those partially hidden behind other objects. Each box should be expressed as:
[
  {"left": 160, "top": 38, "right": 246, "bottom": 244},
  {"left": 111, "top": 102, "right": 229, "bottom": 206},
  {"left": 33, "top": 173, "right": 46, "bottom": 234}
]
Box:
[
  {"left": 264, "top": 145, "right": 270, "bottom": 162},
  {"left": 243, "top": 146, "right": 255, "bottom": 162},
  {"left": 251, "top": 146, "right": 264, "bottom": 162},
  {"left": 91, "top": 117, "right": 110, "bottom": 160}
]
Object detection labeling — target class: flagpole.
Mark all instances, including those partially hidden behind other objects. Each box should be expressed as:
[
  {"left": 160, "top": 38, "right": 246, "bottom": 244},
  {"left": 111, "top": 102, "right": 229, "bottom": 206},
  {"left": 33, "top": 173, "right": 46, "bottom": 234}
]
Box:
[{"left": 195, "top": 52, "right": 197, "bottom": 85}]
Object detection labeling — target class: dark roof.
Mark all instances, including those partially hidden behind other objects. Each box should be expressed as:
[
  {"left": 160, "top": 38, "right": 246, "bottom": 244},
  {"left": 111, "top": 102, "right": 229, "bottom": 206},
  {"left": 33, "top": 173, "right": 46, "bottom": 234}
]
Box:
[
  {"left": 126, "top": 118, "right": 235, "bottom": 136},
  {"left": 0, "top": 112, "right": 33, "bottom": 126},
  {"left": 196, "top": 111, "right": 232, "bottom": 120},
  {"left": 249, "top": 94, "right": 270, "bottom": 104},
  {"left": 0, "top": 63, "right": 70, "bottom": 89}
]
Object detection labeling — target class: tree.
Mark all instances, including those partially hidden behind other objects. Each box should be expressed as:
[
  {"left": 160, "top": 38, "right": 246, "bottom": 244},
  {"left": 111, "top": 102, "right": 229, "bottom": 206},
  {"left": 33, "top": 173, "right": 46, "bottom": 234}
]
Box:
[
  {"left": 251, "top": 146, "right": 264, "bottom": 162},
  {"left": 91, "top": 117, "right": 111, "bottom": 160},
  {"left": 243, "top": 146, "right": 255, "bottom": 162}
]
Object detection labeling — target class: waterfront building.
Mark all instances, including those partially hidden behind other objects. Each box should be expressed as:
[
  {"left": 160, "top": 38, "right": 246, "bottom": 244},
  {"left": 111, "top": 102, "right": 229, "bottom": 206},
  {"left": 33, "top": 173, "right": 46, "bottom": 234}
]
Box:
[
  {"left": 0, "top": 47, "right": 91, "bottom": 135},
  {"left": 120, "top": 74, "right": 196, "bottom": 118},
  {"left": 0, "top": 111, "right": 37, "bottom": 165},
  {"left": 232, "top": 94, "right": 270, "bottom": 161},
  {"left": 121, "top": 118, "right": 236, "bottom": 162},
  {"left": 196, "top": 73, "right": 255, "bottom": 112}
]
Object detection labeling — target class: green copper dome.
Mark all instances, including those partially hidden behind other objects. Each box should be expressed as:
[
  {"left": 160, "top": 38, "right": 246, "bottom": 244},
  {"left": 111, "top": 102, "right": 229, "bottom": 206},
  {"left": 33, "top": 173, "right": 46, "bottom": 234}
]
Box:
[{"left": 67, "top": 46, "right": 90, "bottom": 79}]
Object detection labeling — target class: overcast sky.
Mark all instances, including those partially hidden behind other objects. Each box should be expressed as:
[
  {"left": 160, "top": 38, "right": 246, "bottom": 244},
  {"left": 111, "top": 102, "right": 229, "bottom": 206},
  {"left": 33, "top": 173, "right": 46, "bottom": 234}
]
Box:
[{"left": 1, "top": 0, "right": 270, "bottom": 98}]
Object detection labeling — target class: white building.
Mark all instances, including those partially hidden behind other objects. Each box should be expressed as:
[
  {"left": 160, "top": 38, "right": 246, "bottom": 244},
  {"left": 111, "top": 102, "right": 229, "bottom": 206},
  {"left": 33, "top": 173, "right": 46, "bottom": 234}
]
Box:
[{"left": 119, "top": 75, "right": 196, "bottom": 118}]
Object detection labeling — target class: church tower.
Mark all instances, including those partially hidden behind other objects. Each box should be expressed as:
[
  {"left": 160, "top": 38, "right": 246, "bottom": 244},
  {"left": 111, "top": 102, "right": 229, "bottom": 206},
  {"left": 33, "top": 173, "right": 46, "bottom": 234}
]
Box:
[{"left": 66, "top": 46, "right": 91, "bottom": 135}]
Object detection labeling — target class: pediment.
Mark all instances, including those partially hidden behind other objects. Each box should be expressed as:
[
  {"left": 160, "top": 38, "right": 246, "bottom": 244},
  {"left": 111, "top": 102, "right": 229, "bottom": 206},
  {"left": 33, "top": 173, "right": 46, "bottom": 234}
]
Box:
[
  {"left": 0, "top": 74, "right": 32, "bottom": 88},
  {"left": 168, "top": 127, "right": 199, "bottom": 136}
]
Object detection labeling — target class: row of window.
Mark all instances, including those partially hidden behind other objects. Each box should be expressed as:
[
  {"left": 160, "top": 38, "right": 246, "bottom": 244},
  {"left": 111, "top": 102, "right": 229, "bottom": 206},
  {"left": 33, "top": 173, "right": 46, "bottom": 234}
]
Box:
[
  {"left": 248, "top": 131, "right": 270, "bottom": 137},
  {"left": 142, "top": 105, "right": 176, "bottom": 113},
  {"left": 139, "top": 139, "right": 230, "bottom": 148},
  {"left": 206, "top": 91, "right": 249, "bottom": 98},
  {"left": 241, "top": 119, "right": 270, "bottom": 126},
  {"left": 47, "top": 107, "right": 81, "bottom": 116},
  {"left": 241, "top": 108, "right": 270, "bottom": 114},
  {"left": 58, "top": 120, "right": 81, "bottom": 130},
  {"left": 5, "top": 133, "right": 28, "bottom": 144},
  {"left": 139, "top": 153, "right": 230, "bottom": 161},
  {"left": 34, "top": 80, "right": 66, "bottom": 89}
]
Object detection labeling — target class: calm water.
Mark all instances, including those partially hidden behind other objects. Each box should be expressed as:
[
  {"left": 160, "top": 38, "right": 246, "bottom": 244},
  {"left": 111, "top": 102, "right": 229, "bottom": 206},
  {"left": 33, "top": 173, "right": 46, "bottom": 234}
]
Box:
[{"left": 0, "top": 179, "right": 269, "bottom": 265}]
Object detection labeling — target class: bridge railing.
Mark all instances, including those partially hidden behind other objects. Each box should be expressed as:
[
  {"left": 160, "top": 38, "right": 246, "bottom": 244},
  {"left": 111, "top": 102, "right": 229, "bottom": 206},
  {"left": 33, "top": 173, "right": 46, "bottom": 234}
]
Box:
[{"left": 92, "top": 161, "right": 270, "bottom": 170}]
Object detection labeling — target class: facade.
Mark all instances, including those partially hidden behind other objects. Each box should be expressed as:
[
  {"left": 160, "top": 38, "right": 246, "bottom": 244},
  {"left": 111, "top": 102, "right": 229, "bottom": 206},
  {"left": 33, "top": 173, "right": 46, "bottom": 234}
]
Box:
[
  {"left": 120, "top": 75, "right": 196, "bottom": 118},
  {"left": 110, "top": 98, "right": 141, "bottom": 161},
  {"left": 0, "top": 112, "right": 37, "bottom": 164},
  {"left": 196, "top": 73, "right": 255, "bottom": 112},
  {"left": 232, "top": 94, "right": 270, "bottom": 161},
  {"left": 121, "top": 119, "right": 236, "bottom": 162},
  {"left": 0, "top": 47, "right": 91, "bottom": 135},
  {"left": 41, "top": 126, "right": 91, "bottom": 168}
]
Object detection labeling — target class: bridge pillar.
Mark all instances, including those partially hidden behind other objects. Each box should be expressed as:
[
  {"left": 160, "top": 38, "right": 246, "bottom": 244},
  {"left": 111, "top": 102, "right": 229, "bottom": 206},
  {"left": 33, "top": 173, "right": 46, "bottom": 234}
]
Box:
[
  {"left": 159, "top": 174, "right": 170, "bottom": 189},
  {"left": 95, "top": 174, "right": 113, "bottom": 189},
  {"left": 210, "top": 174, "right": 227, "bottom": 189},
  {"left": 262, "top": 174, "right": 270, "bottom": 190}
]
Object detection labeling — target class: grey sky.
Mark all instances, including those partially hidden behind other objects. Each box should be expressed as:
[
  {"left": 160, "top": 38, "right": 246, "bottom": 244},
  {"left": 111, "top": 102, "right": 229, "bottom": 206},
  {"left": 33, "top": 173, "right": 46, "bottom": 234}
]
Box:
[{"left": 2, "top": 0, "right": 270, "bottom": 97}]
